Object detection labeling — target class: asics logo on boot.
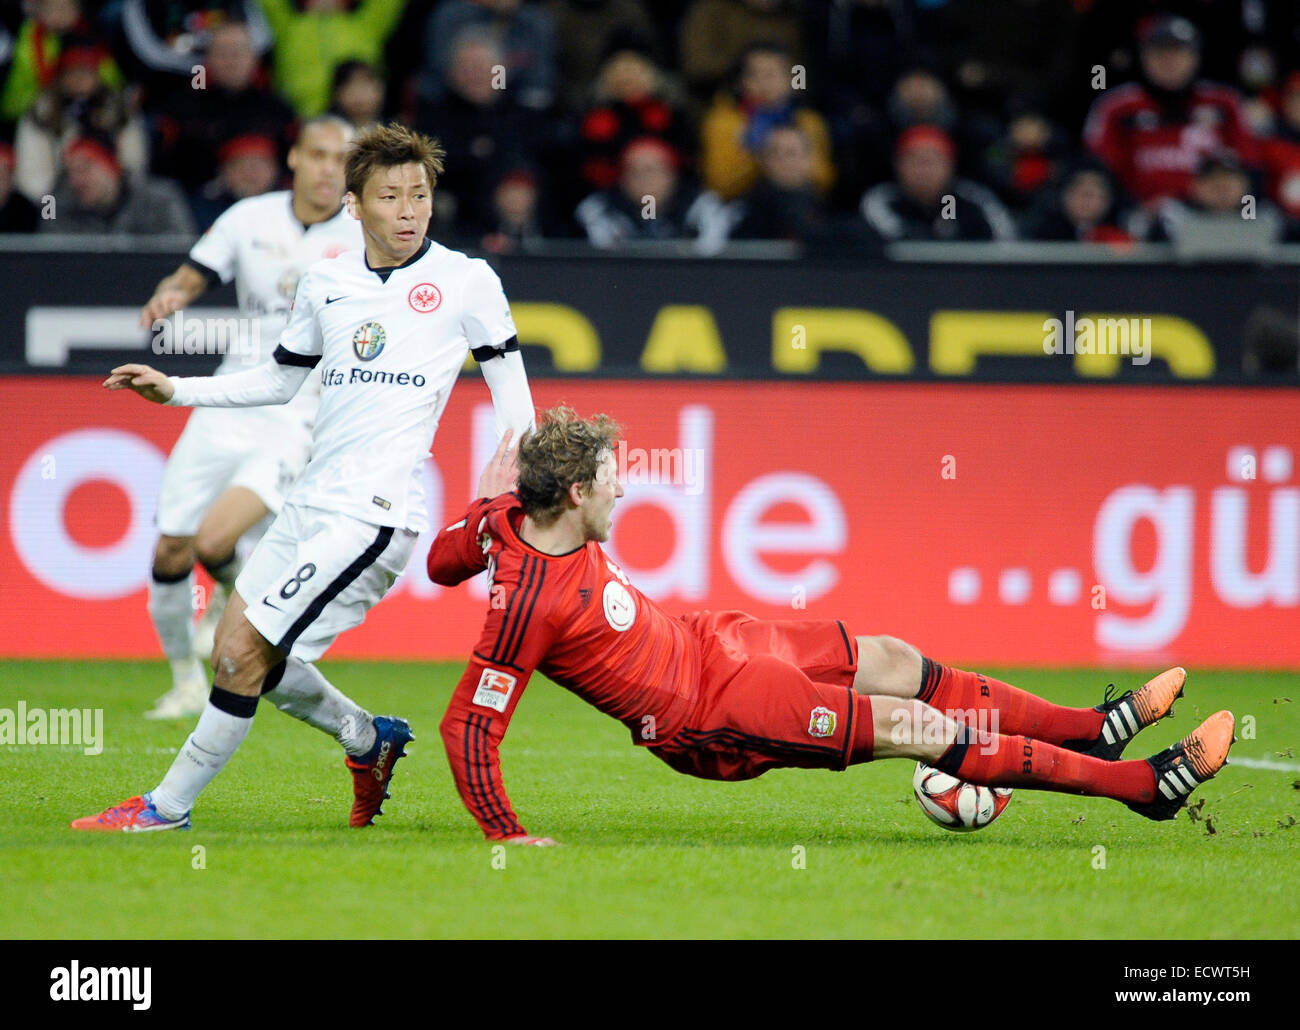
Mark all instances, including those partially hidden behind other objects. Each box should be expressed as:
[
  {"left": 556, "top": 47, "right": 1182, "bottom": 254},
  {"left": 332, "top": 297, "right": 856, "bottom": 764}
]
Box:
[{"left": 371, "top": 741, "right": 392, "bottom": 782}]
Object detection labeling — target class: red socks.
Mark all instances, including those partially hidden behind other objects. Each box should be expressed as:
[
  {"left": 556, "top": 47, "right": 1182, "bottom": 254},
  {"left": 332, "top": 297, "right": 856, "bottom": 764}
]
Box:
[
  {"left": 919, "top": 658, "right": 1105, "bottom": 747},
  {"left": 935, "top": 727, "right": 1156, "bottom": 804}
]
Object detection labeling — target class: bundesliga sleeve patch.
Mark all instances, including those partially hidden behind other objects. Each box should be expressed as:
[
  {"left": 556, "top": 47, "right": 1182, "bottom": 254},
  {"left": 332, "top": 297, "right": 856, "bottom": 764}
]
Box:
[{"left": 472, "top": 668, "right": 517, "bottom": 713}]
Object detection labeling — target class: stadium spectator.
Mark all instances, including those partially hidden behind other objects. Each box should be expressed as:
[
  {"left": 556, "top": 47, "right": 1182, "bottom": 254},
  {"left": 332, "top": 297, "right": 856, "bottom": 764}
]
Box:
[
  {"left": 1071, "top": 0, "right": 1300, "bottom": 115},
  {"left": 418, "top": 0, "right": 556, "bottom": 112},
  {"left": 678, "top": 0, "right": 802, "bottom": 104},
  {"left": 836, "top": 65, "right": 997, "bottom": 200},
  {"left": 1259, "top": 72, "right": 1300, "bottom": 222},
  {"left": 885, "top": 65, "right": 958, "bottom": 137},
  {"left": 188, "top": 131, "right": 281, "bottom": 229},
  {"left": 14, "top": 36, "right": 147, "bottom": 203},
  {"left": 1020, "top": 160, "right": 1134, "bottom": 244},
  {"left": 149, "top": 20, "right": 296, "bottom": 193},
  {"left": 414, "top": 27, "right": 541, "bottom": 236},
  {"left": 979, "top": 101, "right": 1071, "bottom": 212},
  {"left": 1083, "top": 15, "right": 1259, "bottom": 207},
  {"left": 0, "top": 143, "right": 41, "bottom": 231},
  {"left": 699, "top": 42, "right": 833, "bottom": 202},
  {"left": 577, "top": 45, "right": 691, "bottom": 193},
  {"left": 41, "top": 132, "right": 195, "bottom": 233},
  {"left": 732, "top": 122, "right": 878, "bottom": 253},
  {"left": 328, "top": 59, "right": 386, "bottom": 131},
  {"left": 477, "top": 164, "right": 546, "bottom": 253},
  {"left": 546, "top": 0, "right": 656, "bottom": 116},
  {"left": 1, "top": 0, "right": 121, "bottom": 123},
  {"left": 859, "top": 125, "right": 1016, "bottom": 242},
  {"left": 117, "top": 0, "right": 272, "bottom": 92},
  {"left": 257, "top": 0, "right": 405, "bottom": 117},
  {"left": 1139, "top": 150, "right": 1290, "bottom": 246},
  {"left": 575, "top": 135, "right": 735, "bottom": 253}
]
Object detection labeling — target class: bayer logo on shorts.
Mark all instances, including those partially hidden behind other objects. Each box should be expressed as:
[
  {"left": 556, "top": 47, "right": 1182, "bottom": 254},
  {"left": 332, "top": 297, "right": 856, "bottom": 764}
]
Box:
[{"left": 352, "top": 321, "right": 387, "bottom": 361}]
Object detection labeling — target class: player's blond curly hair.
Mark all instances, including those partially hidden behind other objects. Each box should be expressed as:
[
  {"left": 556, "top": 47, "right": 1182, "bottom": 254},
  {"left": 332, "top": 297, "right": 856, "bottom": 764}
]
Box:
[
  {"left": 345, "top": 122, "right": 446, "bottom": 198},
  {"left": 517, "top": 406, "right": 622, "bottom": 526}
]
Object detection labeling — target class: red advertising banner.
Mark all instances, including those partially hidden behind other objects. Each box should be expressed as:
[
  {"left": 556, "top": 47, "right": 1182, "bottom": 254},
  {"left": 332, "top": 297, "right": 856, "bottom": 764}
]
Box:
[{"left": 2, "top": 377, "right": 1297, "bottom": 667}]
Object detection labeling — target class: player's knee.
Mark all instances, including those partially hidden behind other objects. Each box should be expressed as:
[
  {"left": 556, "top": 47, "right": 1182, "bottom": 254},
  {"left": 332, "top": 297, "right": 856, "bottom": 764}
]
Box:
[
  {"left": 211, "top": 624, "right": 274, "bottom": 696},
  {"left": 880, "top": 635, "right": 920, "bottom": 669},
  {"left": 192, "top": 532, "right": 237, "bottom": 573},
  {"left": 152, "top": 536, "right": 194, "bottom": 579},
  {"left": 857, "top": 634, "right": 919, "bottom": 680}
]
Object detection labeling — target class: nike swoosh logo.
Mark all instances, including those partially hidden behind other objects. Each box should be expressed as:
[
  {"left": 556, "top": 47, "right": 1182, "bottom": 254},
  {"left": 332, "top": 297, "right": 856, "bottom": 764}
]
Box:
[
  {"left": 261, "top": 596, "right": 284, "bottom": 611},
  {"left": 325, "top": 295, "right": 347, "bottom": 304}
]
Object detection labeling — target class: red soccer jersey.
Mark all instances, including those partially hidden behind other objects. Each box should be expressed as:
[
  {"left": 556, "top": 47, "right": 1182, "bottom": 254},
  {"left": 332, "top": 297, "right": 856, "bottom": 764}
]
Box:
[
  {"left": 1083, "top": 81, "right": 1259, "bottom": 204},
  {"left": 427, "top": 493, "right": 701, "bottom": 839}
]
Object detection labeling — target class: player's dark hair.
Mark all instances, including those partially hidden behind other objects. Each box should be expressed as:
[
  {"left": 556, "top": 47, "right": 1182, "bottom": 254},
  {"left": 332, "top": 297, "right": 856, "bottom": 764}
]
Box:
[
  {"left": 516, "top": 406, "right": 622, "bottom": 527},
  {"left": 344, "top": 122, "right": 445, "bottom": 198}
]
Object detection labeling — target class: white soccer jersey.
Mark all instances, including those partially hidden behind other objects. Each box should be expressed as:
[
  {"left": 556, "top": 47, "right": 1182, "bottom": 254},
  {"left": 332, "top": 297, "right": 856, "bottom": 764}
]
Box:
[
  {"left": 168, "top": 238, "right": 534, "bottom": 533},
  {"left": 188, "top": 190, "right": 363, "bottom": 375}
]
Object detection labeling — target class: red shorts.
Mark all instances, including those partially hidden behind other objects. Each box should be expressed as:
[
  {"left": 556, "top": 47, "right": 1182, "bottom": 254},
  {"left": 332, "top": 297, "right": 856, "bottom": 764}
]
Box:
[{"left": 652, "top": 611, "right": 871, "bottom": 781}]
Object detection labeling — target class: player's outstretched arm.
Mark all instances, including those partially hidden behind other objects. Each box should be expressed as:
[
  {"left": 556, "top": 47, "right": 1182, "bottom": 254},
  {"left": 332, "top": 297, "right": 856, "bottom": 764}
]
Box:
[
  {"left": 107, "top": 354, "right": 312, "bottom": 410},
  {"left": 165, "top": 353, "right": 312, "bottom": 409},
  {"left": 103, "top": 363, "right": 175, "bottom": 404},
  {"left": 439, "top": 592, "right": 560, "bottom": 842},
  {"left": 439, "top": 661, "right": 533, "bottom": 842},
  {"left": 138, "top": 263, "right": 208, "bottom": 328}
]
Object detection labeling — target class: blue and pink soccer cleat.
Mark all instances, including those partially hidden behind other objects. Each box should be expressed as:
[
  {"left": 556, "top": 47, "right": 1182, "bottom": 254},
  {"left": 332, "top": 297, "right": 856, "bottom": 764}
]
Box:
[{"left": 69, "top": 792, "right": 192, "bottom": 832}]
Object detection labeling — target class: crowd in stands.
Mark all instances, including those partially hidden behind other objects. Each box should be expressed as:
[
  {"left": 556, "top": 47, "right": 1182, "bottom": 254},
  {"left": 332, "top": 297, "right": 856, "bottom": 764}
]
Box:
[{"left": 2, "top": 0, "right": 1300, "bottom": 254}]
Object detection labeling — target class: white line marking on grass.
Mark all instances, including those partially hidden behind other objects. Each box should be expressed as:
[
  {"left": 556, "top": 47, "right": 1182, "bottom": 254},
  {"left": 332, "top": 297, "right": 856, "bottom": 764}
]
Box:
[{"left": 1231, "top": 756, "right": 1300, "bottom": 773}]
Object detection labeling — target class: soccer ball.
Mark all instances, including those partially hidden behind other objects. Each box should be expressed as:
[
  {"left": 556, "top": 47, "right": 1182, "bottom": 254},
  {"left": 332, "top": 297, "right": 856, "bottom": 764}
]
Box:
[{"left": 912, "top": 762, "right": 1012, "bottom": 832}]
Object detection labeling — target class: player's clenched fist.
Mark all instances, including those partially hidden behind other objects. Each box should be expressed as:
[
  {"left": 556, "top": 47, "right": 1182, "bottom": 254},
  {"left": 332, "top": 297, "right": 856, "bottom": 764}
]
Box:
[{"left": 104, "top": 363, "right": 175, "bottom": 404}]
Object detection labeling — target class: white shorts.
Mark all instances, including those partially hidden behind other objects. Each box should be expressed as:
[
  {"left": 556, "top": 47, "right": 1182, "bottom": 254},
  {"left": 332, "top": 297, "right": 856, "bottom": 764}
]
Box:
[
  {"left": 235, "top": 502, "right": 417, "bottom": 662},
  {"left": 155, "top": 407, "right": 313, "bottom": 538}
]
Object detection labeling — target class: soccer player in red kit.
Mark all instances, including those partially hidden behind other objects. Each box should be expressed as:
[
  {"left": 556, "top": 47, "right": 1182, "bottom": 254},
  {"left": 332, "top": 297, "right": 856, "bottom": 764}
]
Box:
[{"left": 429, "top": 408, "right": 1235, "bottom": 845}]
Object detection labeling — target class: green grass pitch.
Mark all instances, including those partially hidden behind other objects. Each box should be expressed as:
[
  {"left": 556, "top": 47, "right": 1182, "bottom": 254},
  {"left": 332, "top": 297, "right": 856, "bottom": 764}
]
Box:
[{"left": 2, "top": 660, "right": 1297, "bottom": 939}]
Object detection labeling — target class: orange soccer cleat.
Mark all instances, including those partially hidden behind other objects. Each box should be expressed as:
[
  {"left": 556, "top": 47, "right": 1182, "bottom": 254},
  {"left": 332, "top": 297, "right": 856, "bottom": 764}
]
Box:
[{"left": 1127, "top": 710, "right": 1235, "bottom": 821}]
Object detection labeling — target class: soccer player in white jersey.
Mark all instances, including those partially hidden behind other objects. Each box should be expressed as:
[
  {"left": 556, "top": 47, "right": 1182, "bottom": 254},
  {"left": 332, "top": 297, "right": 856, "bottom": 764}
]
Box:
[
  {"left": 73, "top": 123, "right": 536, "bottom": 831},
  {"left": 139, "top": 115, "right": 363, "bottom": 720}
]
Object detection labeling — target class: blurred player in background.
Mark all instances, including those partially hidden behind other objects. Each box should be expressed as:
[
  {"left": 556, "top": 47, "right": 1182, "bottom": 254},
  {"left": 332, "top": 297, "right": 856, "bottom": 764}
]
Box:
[
  {"left": 137, "top": 114, "right": 361, "bottom": 719},
  {"left": 75, "top": 123, "right": 535, "bottom": 832},
  {"left": 428, "top": 408, "right": 1235, "bottom": 845}
]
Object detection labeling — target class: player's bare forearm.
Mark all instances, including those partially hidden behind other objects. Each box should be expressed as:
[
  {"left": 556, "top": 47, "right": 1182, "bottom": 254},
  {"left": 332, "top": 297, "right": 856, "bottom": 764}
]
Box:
[
  {"left": 103, "top": 363, "right": 175, "bottom": 404},
  {"left": 139, "top": 263, "right": 207, "bottom": 328}
]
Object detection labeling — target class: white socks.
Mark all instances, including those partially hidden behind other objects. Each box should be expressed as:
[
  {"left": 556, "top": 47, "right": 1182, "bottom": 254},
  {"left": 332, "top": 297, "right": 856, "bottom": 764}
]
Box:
[
  {"left": 150, "top": 691, "right": 255, "bottom": 820},
  {"left": 148, "top": 571, "right": 196, "bottom": 664},
  {"left": 148, "top": 661, "right": 378, "bottom": 821},
  {"left": 262, "top": 658, "right": 377, "bottom": 757}
]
